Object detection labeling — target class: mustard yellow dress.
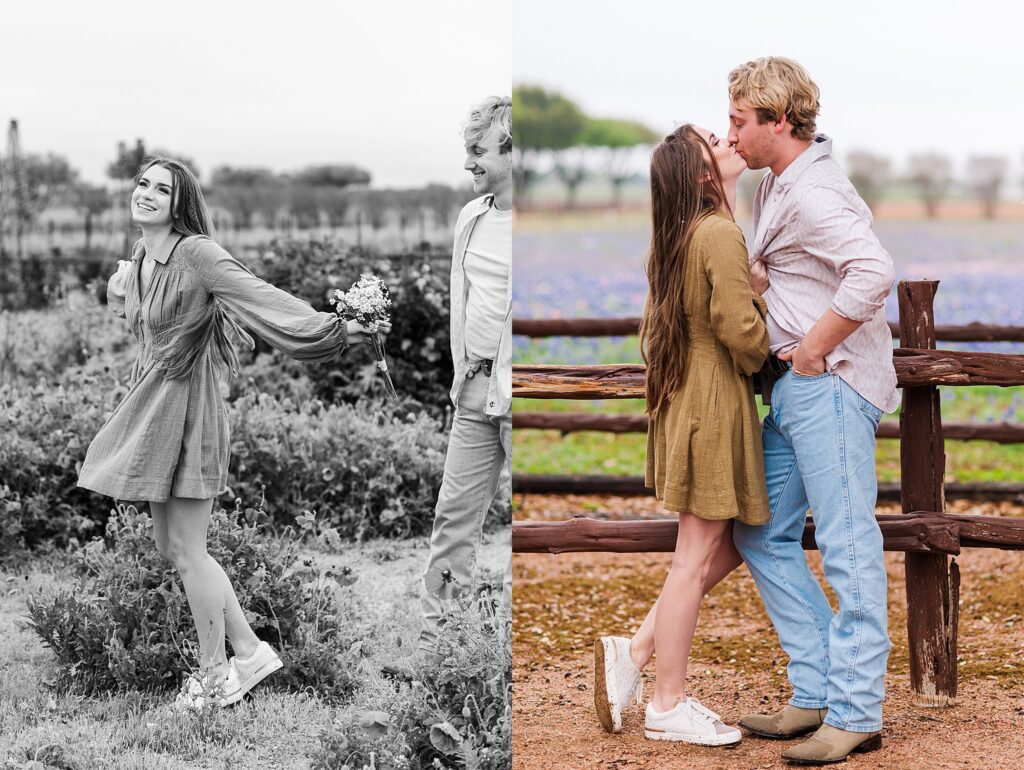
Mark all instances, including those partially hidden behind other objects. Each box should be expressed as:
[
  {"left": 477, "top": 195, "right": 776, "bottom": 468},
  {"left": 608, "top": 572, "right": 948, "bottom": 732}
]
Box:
[{"left": 645, "top": 212, "right": 770, "bottom": 524}]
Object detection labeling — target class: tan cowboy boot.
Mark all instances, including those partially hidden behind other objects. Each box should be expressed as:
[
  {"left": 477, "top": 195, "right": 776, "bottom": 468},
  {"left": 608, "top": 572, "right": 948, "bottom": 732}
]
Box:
[
  {"left": 739, "top": 705, "right": 827, "bottom": 739},
  {"left": 781, "top": 723, "right": 882, "bottom": 765}
]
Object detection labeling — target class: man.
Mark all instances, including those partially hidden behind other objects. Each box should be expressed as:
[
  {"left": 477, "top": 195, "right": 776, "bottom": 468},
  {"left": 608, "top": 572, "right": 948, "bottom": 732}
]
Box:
[
  {"left": 387, "top": 96, "right": 512, "bottom": 673},
  {"left": 727, "top": 57, "right": 899, "bottom": 765}
]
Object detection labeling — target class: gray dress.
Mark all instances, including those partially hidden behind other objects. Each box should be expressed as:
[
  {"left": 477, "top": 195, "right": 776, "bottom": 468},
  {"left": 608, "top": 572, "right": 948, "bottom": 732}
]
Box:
[{"left": 78, "top": 234, "right": 348, "bottom": 502}]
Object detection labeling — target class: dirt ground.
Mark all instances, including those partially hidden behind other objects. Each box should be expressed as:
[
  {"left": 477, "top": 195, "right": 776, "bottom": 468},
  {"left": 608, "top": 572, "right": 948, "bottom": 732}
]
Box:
[{"left": 512, "top": 496, "right": 1024, "bottom": 770}]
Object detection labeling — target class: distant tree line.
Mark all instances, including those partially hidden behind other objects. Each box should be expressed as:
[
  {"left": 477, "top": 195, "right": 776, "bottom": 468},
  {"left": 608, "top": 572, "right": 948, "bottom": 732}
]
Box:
[
  {"left": 513, "top": 84, "right": 1020, "bottom": 218},
  {"left": 513, "top": 84, "right": 660, "bottom": 209},
  {"left": 0, "top": 137, "right": 474, "bottom": 256}
]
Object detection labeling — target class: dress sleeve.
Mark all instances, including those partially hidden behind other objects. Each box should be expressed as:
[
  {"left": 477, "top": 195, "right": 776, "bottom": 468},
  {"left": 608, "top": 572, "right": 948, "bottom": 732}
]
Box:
[
  {"left": 702, "top": 219, "right": 770, "bottom": 376},
  {"left": 107, "top": 280, "right": 126, "bottom": 318},
  {"left": 191, "top": 237, "right": 348, "bottom": 362}
]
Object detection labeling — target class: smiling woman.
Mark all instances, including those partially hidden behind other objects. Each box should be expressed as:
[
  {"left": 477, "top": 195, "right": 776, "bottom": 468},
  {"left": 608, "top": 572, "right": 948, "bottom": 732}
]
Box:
[{"left": 77, "top": 156, "right": 385, "bottom": 711}]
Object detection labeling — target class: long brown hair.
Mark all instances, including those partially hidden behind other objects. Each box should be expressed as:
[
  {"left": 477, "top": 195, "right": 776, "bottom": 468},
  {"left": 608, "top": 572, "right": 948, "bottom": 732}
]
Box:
[
  {"left": 140, "top": 157, "right": 253, "bottom": 380},
  {"left": 640, "top": 124, "right": 731, "bottom": 418}
]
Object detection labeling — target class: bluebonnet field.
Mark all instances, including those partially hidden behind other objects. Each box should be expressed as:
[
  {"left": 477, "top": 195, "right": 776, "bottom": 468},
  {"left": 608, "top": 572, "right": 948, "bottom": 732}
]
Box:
[{"left": 513, "top": 217, "right": 1024, "bottom": 478}]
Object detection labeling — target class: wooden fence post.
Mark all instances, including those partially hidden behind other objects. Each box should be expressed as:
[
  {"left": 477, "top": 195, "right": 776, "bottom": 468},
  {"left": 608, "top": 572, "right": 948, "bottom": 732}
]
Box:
[{"left": 899, "top": 279, "right": 959, "bottom": 706}]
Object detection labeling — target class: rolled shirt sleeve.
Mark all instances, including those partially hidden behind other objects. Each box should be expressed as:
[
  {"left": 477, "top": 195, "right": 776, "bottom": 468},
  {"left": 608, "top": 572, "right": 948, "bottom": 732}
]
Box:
[
  {"left": 798, "top": 186, "right": 895, "bottom": 322},
  {"left": 191, "top": 237, "right": 348, "bottom": 362}
]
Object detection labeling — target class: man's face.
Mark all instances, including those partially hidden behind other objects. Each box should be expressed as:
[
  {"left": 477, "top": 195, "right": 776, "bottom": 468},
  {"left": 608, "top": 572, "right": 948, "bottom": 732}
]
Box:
[
  {"left": 728, "top": 98, "right": 777, "bottom": 171},
  {"left": 464, "top": 122, "right": 512, "bottom": 198}
]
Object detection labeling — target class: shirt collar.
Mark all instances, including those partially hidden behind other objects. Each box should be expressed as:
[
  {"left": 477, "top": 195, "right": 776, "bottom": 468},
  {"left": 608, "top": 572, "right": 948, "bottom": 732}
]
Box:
[
  {"left": 144, "top": 232, "right": 185, "bottom": 264},
  {"left": 774, "top": 134, "right": 832, "bottom": 192}
]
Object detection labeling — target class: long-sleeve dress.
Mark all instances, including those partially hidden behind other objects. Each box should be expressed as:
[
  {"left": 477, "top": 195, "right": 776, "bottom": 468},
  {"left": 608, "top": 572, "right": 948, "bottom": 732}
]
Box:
[
  {"left": 644, "top": 211, "right": 771, "bottom": 524},
  {"left": 78, "top": 233, "right": 348, "bottom": 502}
]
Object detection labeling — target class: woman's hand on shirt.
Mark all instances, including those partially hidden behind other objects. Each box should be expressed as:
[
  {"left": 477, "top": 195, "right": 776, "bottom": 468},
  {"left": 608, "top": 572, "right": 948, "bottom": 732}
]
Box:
[
  {"left": 345, "top": 319, "right": 392, "bottom": 345},
  {"left": 750, "top": 259, "right": 769, "bottom": 295}
]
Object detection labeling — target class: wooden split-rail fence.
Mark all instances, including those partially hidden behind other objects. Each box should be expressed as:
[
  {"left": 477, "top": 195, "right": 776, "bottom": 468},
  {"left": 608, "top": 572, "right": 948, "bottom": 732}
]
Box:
[{"left": 511, "top": 280, "right": 1024, "bottom": 706}]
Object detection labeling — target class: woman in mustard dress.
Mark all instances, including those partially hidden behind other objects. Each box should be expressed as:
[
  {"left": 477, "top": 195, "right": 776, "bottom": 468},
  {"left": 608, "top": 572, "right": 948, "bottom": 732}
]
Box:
[
  {"left": 78, "top": 158, "right": 382, "bottom": 709},
  {"left": 593, "top": 126, "right": 769, "bottom": 744}
]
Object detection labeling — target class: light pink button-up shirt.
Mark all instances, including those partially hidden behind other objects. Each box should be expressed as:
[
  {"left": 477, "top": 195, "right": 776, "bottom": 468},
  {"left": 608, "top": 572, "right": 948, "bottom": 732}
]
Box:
[{"left": 752, "top": 136, "right": 899, "bottom": 413}]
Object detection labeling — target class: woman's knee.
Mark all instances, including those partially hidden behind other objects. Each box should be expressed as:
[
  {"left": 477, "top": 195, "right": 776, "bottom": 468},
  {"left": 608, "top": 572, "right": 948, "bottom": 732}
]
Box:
[{"left": 161, "top": 535, "right": 206, "bottom": 573}]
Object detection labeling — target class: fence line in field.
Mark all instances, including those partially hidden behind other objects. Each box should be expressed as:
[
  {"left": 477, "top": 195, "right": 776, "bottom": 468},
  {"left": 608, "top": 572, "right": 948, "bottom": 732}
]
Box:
[{"left": 511, "top": 280, "right": 1024, "bottom": 707}]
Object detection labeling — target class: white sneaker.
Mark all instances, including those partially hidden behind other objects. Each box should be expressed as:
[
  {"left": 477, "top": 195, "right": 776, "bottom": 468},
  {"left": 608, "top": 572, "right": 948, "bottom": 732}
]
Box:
[
  {"left": 594, "top": 636, "right": 643, "bottom": 733},
  {"left": 175, "top": 664, "right": 241, "bottom": 712},
  {"left": 644, "top": 698, "right": 742, "bottom": 746},
  {"left": 228, "top": 641, "right": 283, "bottom": 703}
]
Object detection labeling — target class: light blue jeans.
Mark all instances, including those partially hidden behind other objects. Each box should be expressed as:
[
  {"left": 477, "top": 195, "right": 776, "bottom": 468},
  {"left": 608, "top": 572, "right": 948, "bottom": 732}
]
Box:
[
  {"left": 418, "top": 367, "right": 512, "bottom": 652},
  {"left": 734, "top": 369, "right": 890, "bottom": 732}
]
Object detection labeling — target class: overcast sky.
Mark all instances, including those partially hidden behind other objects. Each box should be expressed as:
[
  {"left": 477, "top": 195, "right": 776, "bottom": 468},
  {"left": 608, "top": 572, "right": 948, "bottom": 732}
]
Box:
[
  {"left": 514, "top": 0, "right": 1024, "bottom": 177},
  {"left": 2, "top": 1, "right": 510, "bottom": 187}
]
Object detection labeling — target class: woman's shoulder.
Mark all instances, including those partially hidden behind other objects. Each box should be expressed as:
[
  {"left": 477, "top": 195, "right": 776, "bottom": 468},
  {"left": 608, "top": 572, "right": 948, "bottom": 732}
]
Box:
[
  {"left": 691, "top": 212, "right": 745, "bottom": 256},
  {"left": 176, "top": 234, "right": 232, "bottom": 267},
  {"left": 694, "top": 211, "right": 742, "bottom": 240}
]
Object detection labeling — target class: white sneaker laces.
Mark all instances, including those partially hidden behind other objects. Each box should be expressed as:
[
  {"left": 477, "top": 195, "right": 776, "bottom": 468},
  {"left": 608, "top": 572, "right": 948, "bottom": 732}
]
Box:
[{"left": 688, "top": 699, "right": 723, "bottom": 724}]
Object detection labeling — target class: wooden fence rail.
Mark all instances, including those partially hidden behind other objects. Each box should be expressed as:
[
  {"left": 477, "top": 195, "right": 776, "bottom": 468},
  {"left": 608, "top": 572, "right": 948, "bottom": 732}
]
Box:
[
  {"left": 512, "top": 513, "right": 1024, "bottom": 555},
  {"left": 511, "top": 280, "right": 1024, "bottom": 708},
  {"left": 511, "top": 474, "right": 1024, "bottom": 503},
  {"left": 513, "top": 317, "right": 1024, "bottom": 343},
  {"left": 512, "top": 412, "right": 1024, "bottom": 443}
]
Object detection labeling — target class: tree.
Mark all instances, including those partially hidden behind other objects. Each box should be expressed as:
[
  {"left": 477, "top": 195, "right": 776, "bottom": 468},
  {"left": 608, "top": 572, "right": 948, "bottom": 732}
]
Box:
[
  {"left": 846, "top": 150, "right": 891, "bottom": 214},
  {"left": 907, "top": 153, "right": 952, "bottom": 219},
  {"left": 107, "top": 140, "right": 147, "bottom": 183},
  {"left": 580, "top": 118, "right": 660, "bottom": 209},
  {"left": 70, "top": 182, "right": 111, "bottom": 252},
  {"left": 512, "top": 85, "right": 586, "bottom": 203},
  {"left": 290, "top": 164, "right": 372, "bottom": 228},
  {"left": 21, "top": 153, "right": 78, "bottom": 222},
  {"left": 552, "top": 146, "right": 590, "bottom": 209},
  {"left": 965, "top": 155, "right": 1007, "bottom": 219},
  {"left": 209, "top": 166, "right": 285, "bottom": 229},
  {"left": 293, "top": 164, "right": 371, "bottom": 188},
  {"left": 107, "top": 140, "right": 200, "bottom": 181}
]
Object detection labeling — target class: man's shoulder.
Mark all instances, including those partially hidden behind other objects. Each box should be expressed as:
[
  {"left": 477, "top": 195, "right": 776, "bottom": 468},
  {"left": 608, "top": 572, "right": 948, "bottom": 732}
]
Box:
[
  {"left": 455, "top": 195, "right": 492, "bottom": 225},
  {"left": 791, "top": 159, "right": 869, "bottom": 214}
]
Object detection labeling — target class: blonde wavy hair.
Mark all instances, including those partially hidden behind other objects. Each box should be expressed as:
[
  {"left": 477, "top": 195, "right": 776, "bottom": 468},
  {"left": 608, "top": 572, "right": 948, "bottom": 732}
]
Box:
[
  {"left": 728, "top": 57, "right": 820, "bottom": 141},
  {"left": 463, "top": 96, "right": 512, "bottom": 153}
]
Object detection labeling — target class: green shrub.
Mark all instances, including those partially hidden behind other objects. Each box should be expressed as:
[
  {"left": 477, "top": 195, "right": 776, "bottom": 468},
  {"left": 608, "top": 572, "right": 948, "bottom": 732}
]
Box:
[
  {"left": 226, "top": 389, "right": 448, "bottom": 539},
  {"left": 0, "top": 377, "right": 449, "bottom": 557},
  {"left": 25, "top": 502, "right": 364, "bottom": 699},
  {"left": 240, "top": 237, "right": 454, "bottom": 416},
  {"left": 312, "top": 595, "right": 511, "bottom": 770},
  {"left": 0, "top": 376, "right": 123, "bottom": 557}
]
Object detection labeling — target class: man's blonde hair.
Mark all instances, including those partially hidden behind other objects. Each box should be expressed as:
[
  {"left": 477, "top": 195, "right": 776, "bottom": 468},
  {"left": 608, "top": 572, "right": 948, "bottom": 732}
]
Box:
[
  {"left": 728, "top": 57, "right": 820, "bottom": 141},
  {"left": 463, "top": 96, "right": 512, "bottom": 153}
]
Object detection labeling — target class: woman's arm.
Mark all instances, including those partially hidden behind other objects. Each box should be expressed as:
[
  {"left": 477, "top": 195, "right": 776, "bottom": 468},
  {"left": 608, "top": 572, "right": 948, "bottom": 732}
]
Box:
[
  {"left": 192, "top": 237, "right": 350, "bottom": 362},
  {"left": 704, "top": 221, "right": 770, "bottom": 376}
]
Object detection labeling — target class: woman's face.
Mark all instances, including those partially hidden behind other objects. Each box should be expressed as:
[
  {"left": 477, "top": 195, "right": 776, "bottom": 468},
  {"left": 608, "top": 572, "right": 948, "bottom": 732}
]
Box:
[
  {"left": 131, "top": 165, "right": 175, "bottom": 228},
  {"left": 695, "top": 126, "right": 745, "bottom": 181}
]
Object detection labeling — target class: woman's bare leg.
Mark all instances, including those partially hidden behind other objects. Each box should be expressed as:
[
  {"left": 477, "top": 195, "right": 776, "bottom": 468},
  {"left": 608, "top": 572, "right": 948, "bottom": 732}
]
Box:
[
  {"left": 643, "top": 514, "right": 734, "bottom": 712},
  {"left": 629, "top": 520, "right": 742, "bottom": 671},
  {"left": 150, "top": 498, "right": 261, "bottom": 674}
]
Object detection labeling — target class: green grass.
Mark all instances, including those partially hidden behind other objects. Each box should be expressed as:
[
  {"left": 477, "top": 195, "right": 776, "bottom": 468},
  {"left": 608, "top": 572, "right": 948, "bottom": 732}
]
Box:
[{"left": 514, "top": 336, "right": 1024, "bottom": 483}]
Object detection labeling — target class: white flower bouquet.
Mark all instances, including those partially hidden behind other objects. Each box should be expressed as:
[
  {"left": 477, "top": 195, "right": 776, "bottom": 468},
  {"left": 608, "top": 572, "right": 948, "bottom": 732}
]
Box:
[{"left": 330, "top": 274, "right": 398, "bottom": 400}]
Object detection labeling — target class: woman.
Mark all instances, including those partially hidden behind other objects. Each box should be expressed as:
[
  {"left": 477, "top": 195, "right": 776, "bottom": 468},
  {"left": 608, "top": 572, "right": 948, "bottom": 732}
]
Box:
[
  {"left": 593, "top": 126, "right": 769, "bottom": 745},
  {"left": 78, "top": 158, "right": 383, "bottom": 709}
]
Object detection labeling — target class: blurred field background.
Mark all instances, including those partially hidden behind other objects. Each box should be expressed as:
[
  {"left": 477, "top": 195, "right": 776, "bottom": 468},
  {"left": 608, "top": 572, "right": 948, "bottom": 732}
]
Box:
[{"left": 511, "top": 81, "right": 1024, "bottom": 487}]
